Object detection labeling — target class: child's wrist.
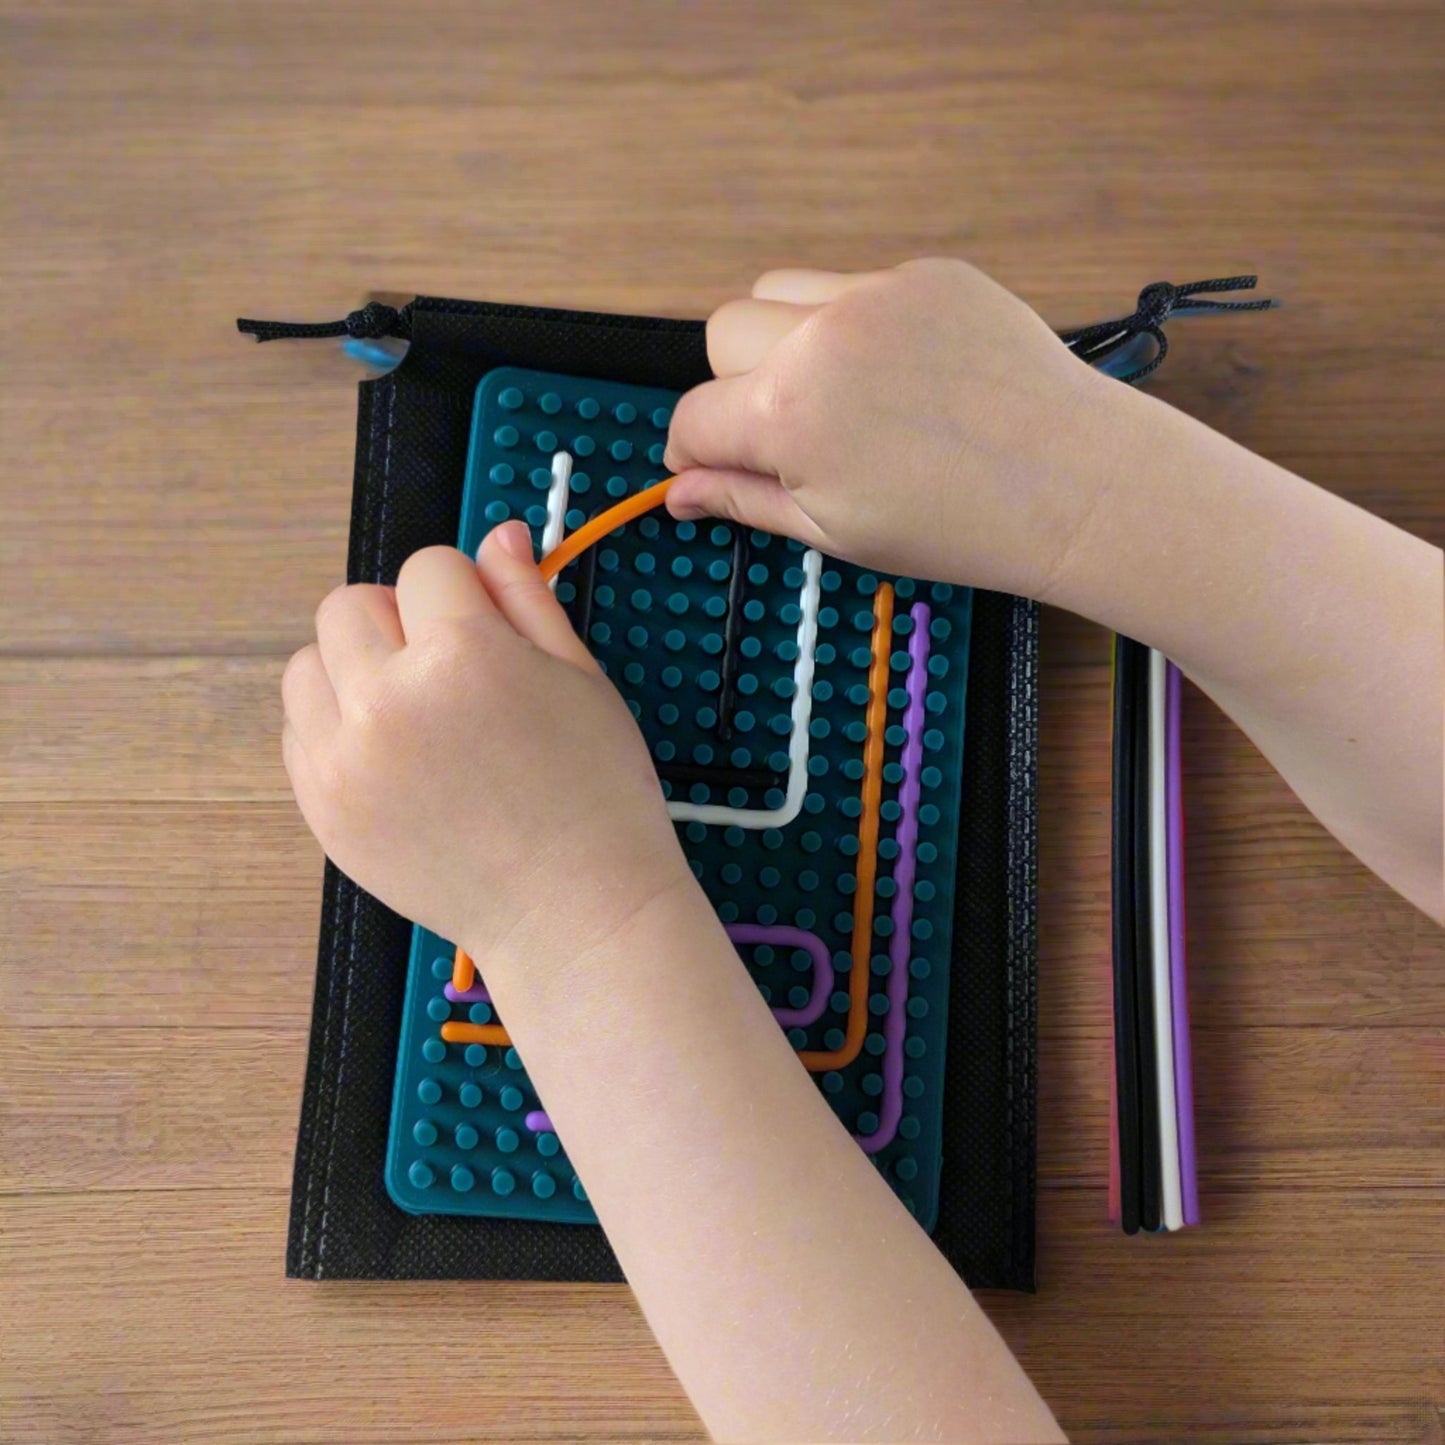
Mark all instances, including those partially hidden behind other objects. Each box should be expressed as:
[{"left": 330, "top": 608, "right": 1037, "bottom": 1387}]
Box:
[
  {"left": 459, "top": 843, "right": 702, "bottom": 996},
  {"left": 1032, "top": 377, "right": 1196, "bottom": 618}
]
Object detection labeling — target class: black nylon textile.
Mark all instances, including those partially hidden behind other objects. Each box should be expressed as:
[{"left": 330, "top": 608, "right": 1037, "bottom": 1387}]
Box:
[{"left": 286, "top": 296, "right": 1039, "bottom": 1288}]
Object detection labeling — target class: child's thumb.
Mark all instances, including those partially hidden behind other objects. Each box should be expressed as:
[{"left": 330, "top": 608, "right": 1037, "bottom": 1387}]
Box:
[
  {"left": 475, "top": 521, "right": 600, "bottom": 673},
  {"left": 666, "top": 469, "right": 827, "bottom": 552}
]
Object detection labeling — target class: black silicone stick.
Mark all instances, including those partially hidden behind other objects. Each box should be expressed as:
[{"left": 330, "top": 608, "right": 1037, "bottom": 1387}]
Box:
[
  {"left": 1111, "top": 636, "right": 1143, "bottom": 1235},
  {"left": 1128, "top": 637, "right": 1162, "bottom": 1231},
  {"left": 715, "top": 528, "right": 750, "bottom": 742}
]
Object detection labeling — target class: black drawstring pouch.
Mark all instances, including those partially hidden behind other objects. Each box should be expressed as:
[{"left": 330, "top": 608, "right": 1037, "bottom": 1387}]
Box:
[{"left": 246, "top": 279, "right": 1266, "bottom": 1289}]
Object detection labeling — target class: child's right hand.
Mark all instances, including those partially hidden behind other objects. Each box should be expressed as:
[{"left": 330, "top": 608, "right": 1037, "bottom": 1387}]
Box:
[{"left": 664, "top": 258, "right": 1138, "bottom": 600}]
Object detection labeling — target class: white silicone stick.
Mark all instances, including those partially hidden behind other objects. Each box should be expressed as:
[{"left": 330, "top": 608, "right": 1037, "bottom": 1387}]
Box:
[
  {"left": 1149, "top": 647, "right": 1184, "bottom": 1229},
  {"left": 542, "top": 451, "right": 572, "bottom": 591},
  {"left": 666, "top": 546, "right": 822, "bottom": 831}
]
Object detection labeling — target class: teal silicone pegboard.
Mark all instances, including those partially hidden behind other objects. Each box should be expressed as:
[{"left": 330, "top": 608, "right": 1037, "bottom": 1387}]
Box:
[{"left": 387, "top": 367, "right": 972, "bottom": 1230}]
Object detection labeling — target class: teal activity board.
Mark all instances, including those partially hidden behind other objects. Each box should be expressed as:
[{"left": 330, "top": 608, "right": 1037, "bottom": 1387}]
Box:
[{"left": 387, "top": 367, "right": 973, "bottom": 1230}]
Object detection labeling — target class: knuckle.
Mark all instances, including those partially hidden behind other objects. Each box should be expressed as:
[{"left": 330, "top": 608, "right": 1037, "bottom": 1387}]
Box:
[
  {"left": 280, "top": 647, "right": 311, "bottom": 708},
  {"left": 394, "top": 544, "right": 452, "bottom": 593},
  {"left": 313, "top": 582, "right": 350, "bottom": 635}
]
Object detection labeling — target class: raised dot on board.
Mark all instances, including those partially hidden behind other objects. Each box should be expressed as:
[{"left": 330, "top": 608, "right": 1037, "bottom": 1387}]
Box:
[
  {"left": 493, "top": 425, "right": 518, "bottom": 448},
  {"left": 489, "top": 463, "right": 514, "bottom": 486},
  {"left": 539, "top": 391, "right": 562, "bottom": 414},
  {"left": 577, "top": 396, "right": 600, "bottom": 420},
  {"left": 408, "top": 1160, "right": 435, "bottom": 1189},
  {"left": 537, "top": 1132, "right": 561, "bottom": 1157},
  {"left": 451, "top": 1165, "right": 476, "bottom": 1192},
  {"left": 422, "top": 1038, "right": 446, "bottom": 1064},
  {"left": 500, "top": 1085, "right": 524, "bottom": 1111},
  {"left": 412, "top": 1120, "right": 437, "bottom": 1146},
  {"left": 418, "top": 1078, "right": 442, "bottom": 1105},
  {"left": 495, "top": 1127, "right": 519, "bottom": 1153},
  {"left": 497, "top": 386, "right": 524, "bottom": 410},
  {"left": 455, "top": 1123, "right": 479, "bottom": 1150},
  {"left": 613, "top": 402, "right": 637, "bottom": 424},
  {"left": 532, "top": 1172, "right": 557, "bottom": 1199},
  {"left": 610, "top": 439, "right": 633, "bottom": 461},
  {"left": 492, "top": 1168, "right": 516, "bottom": 1196},
  {"left": 458, "top": 1081, "right": 481, "bottom": 1108}
]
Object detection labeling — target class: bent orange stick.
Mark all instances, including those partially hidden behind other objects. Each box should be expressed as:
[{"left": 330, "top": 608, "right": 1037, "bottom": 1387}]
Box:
[
  {"left": 797, "top": 581, "right": 893, "bottom": 1073},
  {"left": 444, "top": 495, "right": 896, "bottom": 1077}
]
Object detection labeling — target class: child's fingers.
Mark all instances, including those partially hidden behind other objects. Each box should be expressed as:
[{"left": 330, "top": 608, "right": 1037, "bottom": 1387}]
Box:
[
  {"left": 750, "top": 267, "right": 886, "bottom": 304},
  {"left": 666, "top": 469, "right": 829, "bottom": 549},
  {"left": 664, "top": 373, "right": 776, "bottom": 478},
  {"left": 394, "top": 545, "right": 498, "bottom": 639},
  {"left": 314, "top": 583, "right": 405, "bottom": 697},
  {"left": 707, "top": 297, "right": 817, "bottom": 377},
  {"left": 476, "top": 521, "right": 600, "bottom": 673},
  {"left": 281, "top": 642, "right": 340, "bottom": 746}
]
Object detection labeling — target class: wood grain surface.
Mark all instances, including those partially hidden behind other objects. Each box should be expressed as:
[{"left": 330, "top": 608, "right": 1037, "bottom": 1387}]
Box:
[{"left": 2, "top": 3, "right": 1441, "bottom": 1442}]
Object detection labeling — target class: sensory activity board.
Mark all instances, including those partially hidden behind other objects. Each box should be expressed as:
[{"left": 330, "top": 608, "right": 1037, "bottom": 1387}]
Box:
[{"left": 387, "top": 367, "right": 973, "bottom": 1231}]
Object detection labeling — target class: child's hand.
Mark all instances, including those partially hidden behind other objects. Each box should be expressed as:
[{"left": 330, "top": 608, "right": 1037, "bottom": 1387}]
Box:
[
  {"left": 664, "top": 258, "right": 1136, "bottom": 599},
  {"left": 281, "top": 522, "right": 692, "bottom": 964}
]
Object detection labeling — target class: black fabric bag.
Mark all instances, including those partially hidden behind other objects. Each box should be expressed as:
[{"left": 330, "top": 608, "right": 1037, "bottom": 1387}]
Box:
[{"left": 261, "top": 295, "right": 1042, "bottom": 1288}]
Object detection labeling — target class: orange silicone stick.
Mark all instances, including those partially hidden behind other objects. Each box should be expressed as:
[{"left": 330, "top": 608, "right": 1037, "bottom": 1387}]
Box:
[
  {"left": 537, "top": 478, "right": 673, "bottom": 583},
  {"left": 799, "top": 581, "right": 894, "bottom": 1073},
  {"left": 440, "top": 1020, "right": 512, "bottom": 1047},
  {"left": 434, "top": 511, "right": 892, "bottom": 1078},
  {"left": 452, "top": 947, "right": 477, "bottom": 994},
  {"left": 438, "top": 483, "right": 675, "bottom": 1049}
]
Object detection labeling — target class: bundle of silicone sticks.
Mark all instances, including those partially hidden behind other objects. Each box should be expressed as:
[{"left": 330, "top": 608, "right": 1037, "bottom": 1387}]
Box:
[{"left": 1109, "top": 639, "right": 1198, "bottom": 1233}]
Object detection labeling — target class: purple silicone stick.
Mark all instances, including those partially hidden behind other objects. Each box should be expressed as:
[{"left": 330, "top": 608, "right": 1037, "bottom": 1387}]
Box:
[
  {"left": 524, "top": 1110, "right": 554, "bottom": 1133},
  {"left": 1167, "top": 661, "right": 1200, "bottom": 1224},
  {"left": 855, "top": 601, "right": 932, "bottom": 1154},
  {"left": 724, "top": 923, "right": 834, "bottom": 1027},
  {"left": 444, "top": 980, "right": 492, "bottom": 1005}
]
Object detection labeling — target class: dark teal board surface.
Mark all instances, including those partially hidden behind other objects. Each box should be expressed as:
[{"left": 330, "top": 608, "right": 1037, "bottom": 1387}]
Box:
[{"left": 387, "top": 368, "right": 972, "bottom": 1230}]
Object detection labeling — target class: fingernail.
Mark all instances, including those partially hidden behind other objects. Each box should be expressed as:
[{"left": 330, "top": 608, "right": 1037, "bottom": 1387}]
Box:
[{"left": 491, "top": 521, "right": 535, "bottom": 563}]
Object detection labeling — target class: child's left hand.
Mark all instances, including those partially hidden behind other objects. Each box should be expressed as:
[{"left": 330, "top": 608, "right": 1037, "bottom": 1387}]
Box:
[{"left": 281, "top": 521, "right": 694, "bottom": 970}]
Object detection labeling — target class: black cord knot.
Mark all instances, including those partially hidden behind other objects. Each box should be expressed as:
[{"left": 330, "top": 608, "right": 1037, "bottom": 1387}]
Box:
[
  {"left": 344, "top": 302, "right": 401, "bottom": 339},
  {"left": 1058, "top": 274, "right": 1275, "bottom": 385},
  {"left": 236, "top": 299, "right": 410, "bottom": 344},
  {"left": 1134, "top": 281, "right": 1179, "bottom": 330}
]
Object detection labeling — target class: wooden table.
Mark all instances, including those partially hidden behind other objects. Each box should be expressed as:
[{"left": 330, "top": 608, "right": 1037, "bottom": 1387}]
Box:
[{"left": 2, "top": 4, "right": 1440, "bottom": 1441}]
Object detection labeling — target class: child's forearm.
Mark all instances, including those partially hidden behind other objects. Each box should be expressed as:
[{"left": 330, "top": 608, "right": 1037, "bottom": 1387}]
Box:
[
  {"left": 474, "top": 882, "right": 1065, "bottom": 1445},
  {"left": 1048, "top": 377, "right": 1444, "bottom": 919}
]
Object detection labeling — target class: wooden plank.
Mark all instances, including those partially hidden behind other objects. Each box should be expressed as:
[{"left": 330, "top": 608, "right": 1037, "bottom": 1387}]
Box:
[
  {"left": 2, "top": 793, "right": 1438, "bottom": 1032},
  {"left": 0, "top": 1188, "right": 1437, "bottom": 1445},
  {"left": 3, "top": 638, "right": 1438, "bottom": 1028},
  {"left": 3, "top": 1024, "right": 1437, "bottom": 1197},
  {"left": 1, "top": 7, "right": 1441, "bottom": 651},
  {"left": 0, "top": 1193, "right": 696, "bottom": 1445},
  {"left": 0, "top": 657, "right": 288, "bottom": 803},
  {"left": 1035, "top": 1024, "right": 1445, "bottom": 1191},
  {"left": 3, "top": 2, "right": 1442, "bottom": 1441},
  {"left": 1036, "top": 615, "right": 1445, "bottom": 1032},
  {"left": 0, "top": 804, "right": 322, "bottom": 1029}
]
